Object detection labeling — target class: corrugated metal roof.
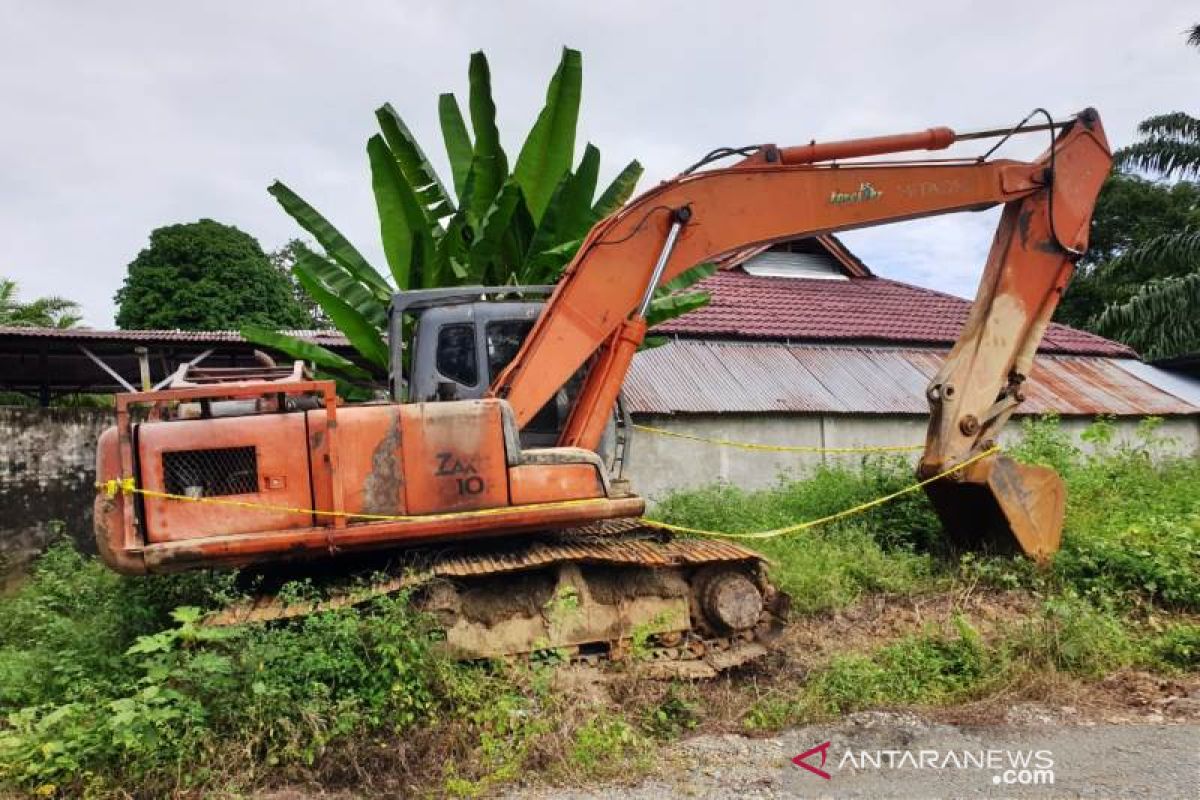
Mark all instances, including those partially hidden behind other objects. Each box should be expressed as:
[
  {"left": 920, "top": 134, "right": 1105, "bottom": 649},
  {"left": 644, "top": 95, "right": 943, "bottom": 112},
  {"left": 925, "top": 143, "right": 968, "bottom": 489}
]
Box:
[
  {"left": 626, "top": 340, "right": 1198, "bottom": 416},
  {"left": 1117, "top": 359, "right": 1200, "bottom": 408}
]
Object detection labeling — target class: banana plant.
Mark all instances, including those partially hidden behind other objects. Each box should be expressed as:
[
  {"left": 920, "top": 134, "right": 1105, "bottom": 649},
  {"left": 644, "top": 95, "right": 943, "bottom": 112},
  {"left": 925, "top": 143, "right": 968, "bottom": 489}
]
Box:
[{"left": 243, "top": 48, "right": 709, "bottom": 391}]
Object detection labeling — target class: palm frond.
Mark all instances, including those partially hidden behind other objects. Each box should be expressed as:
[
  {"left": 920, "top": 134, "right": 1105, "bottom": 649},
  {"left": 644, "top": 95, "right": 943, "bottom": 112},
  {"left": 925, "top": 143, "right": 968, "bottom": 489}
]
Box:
[
  {"left": 1114, "top": 138, "right": 1200, "bottom": 180},
  {"left": 0, "top": 278, "right": 82, "bottom": 328},
  {"left": 0, "top": 278, "right": 17, "bottom": 310},
  {"left": 1094, "top": 229, "right": 1200, "bottom": 279},
  {"left": 1092, "top": 271, "right": 1200, "bottom": 360},
  {"left": 1134, "top": 112, "right": 1200, "bottom": 143}
]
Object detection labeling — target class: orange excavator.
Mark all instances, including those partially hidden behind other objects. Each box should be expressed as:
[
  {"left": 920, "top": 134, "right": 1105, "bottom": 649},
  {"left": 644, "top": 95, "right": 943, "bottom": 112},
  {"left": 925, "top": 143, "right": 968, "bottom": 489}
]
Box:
[{"left": 94, "top": 108, "right": 1111, "bottom": 671}]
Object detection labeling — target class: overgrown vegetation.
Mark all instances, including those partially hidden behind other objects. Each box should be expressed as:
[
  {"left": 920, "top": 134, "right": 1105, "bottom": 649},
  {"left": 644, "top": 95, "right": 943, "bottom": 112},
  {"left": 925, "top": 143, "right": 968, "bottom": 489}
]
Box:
[{"left": 1, "top": 417, "right": 1196, "bottom": 797}]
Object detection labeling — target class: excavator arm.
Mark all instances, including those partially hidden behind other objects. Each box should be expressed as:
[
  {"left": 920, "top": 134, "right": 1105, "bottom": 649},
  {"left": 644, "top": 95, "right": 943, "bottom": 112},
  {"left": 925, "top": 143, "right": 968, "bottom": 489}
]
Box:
[{"left": 492, "top": 109, "right": 1112, "bottom": 560}]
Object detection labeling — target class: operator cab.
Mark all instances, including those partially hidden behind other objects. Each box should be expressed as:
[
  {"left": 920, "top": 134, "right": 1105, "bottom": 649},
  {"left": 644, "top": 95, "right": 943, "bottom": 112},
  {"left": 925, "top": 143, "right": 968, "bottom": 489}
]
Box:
[{"left": 389, "top": 286, "right": 586, "bottom": 450}]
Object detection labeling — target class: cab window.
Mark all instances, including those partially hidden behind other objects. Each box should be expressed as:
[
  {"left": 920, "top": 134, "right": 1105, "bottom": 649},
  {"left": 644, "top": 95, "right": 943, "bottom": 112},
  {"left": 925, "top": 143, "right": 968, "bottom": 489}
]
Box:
[
  {"left": 485, "top": 319, "right": 535, "bottom": 381},
  {"left": 436, "top": 324, "right": 478, "bottom": 386}
]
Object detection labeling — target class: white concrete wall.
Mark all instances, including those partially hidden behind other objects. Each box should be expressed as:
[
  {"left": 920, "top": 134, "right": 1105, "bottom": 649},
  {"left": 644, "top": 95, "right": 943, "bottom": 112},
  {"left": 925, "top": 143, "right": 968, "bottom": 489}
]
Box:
[{"left": 624, "top": 413, "right": 1200, "bottom": 502}]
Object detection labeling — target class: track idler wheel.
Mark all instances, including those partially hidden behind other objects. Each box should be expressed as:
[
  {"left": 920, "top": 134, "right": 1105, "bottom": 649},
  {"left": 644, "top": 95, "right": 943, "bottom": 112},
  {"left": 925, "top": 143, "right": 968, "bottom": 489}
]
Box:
[
  {"left": 923, "top": 451, "right": 1064, "bottom": 563},
  {"left": 696, "top": 568, "right": 765, "bottom": 633}
]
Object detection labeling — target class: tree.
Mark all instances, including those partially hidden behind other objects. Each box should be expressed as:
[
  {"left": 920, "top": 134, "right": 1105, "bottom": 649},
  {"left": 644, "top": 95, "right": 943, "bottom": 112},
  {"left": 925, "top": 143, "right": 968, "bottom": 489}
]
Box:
[
  {"left": 1055, "top": 24, "right": 1200, "bottom": 358},
  {"left": 1093, "top": 254, "right": 1200, "bottom": 360},
  {"left": 115, "top": 220, "right": 313, "bottom": 331},
  {"left": 268, "top": 239, "right": 329, "bottom": 328},
  {"left": 1055, "top": 175, "right": 1200, "bottom": 328},
  {"left": 0, "top": 278, "right": 81, "bottom": 328},
  {"left": 244, "top": 48, "right": 712, "bottom": 388}
]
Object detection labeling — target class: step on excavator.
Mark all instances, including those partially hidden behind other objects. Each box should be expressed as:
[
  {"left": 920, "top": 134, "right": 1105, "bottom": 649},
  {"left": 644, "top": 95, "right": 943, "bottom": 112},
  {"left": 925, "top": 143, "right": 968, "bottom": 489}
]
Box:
[{"left": 95, "top": 108, "right": 1112, "bottom": 675}]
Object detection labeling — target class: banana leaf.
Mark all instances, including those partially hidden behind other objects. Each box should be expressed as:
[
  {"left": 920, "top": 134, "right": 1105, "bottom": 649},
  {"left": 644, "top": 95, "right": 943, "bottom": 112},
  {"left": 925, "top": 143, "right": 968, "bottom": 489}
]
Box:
[
  {"left": 520, "top": 172, "right": 573, "bottom": 283},
  {"left": 294, "top": 244, "right": 387, "bottom": 329},
  {"left": 367, "top": 135, "right": 415, "bottom": 291},
  {"left": 293, "top": 259, "right": 390, "bottom": 369},
  {"left": 464, "top": 52, "right": 508, "bottom": 228},
  {"left": 592, "top": 160, "right": 644, "bottom": 219},
  {"left": 376, "top": 103, "right": 455, "bottom": 223},
  {"left": 240, "top": 325, "right": 377, "bottom": 381},
  {"left": 367, "top": 134, "right": 421, "bottom": 290},
  {"left": 468, "top": 181, "right": 523, "bottom": 281},
  {"left": 268, "top": 181, "right": 392, "bottom": 299},
  {"left": 555, "top": 143, "right": 601, "bottom": 242},
  {"left": 438, "top": 93, "right": 473, "bottom": 201},
  {"left": 656, "top": 262, "right": 717, "bottom": 295},
  {"left": 437, "top": 213, "right": 472, "bottom": 283},
  {"left": 644, "top": 290, "right": 710, "bottom": 329},
  {"left": 494, "top": 190, "right": 537, "bottom": 285},
  {"left": 513, "top": 47, "right": 582, "bottom": 224}
]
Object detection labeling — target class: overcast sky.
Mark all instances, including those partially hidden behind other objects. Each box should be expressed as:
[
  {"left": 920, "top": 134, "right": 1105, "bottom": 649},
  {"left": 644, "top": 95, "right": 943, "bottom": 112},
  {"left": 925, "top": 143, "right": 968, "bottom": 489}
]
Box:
[{"left": 1, "top": 1, "right": 1197, "bottom": 326}]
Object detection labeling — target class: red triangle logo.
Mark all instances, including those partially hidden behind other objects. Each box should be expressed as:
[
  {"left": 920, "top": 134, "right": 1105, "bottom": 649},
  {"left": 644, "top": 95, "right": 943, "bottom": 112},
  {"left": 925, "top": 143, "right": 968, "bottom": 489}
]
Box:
[{"left": 792, "top": 741, "right": 832, "bottom": 780}]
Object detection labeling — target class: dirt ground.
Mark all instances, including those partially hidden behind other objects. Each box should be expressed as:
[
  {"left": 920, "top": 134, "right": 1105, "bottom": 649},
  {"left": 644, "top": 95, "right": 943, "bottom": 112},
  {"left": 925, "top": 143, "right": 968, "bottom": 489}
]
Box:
[
  {"left": 498, "top": 591, "right": 1200, "bottom": 799},
  {"left": 261, "top": 591, "right": 1200, "bottom": 799},
  {"left": 501, "top": 709, "right": 1200, "bottom": 799}
]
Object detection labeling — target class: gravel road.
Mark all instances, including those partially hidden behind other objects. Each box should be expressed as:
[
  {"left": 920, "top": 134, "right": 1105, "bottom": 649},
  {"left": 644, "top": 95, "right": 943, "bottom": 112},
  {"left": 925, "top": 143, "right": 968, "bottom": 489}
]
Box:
[{"left": 503, "top": 709, "right": 1200, "bottom": 799}]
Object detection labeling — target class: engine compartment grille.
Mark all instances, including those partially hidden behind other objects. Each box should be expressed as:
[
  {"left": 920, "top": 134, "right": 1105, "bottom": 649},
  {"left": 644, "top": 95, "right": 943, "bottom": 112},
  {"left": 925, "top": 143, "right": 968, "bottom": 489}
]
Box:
[{"left": 163, "top": 446, "right": 259, "bottom": 497}]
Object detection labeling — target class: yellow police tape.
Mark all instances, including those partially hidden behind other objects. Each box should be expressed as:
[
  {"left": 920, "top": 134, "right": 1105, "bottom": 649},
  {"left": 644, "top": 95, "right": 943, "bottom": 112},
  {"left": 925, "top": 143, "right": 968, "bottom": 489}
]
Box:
[
  {"left": 97, "top": 446, "right": 997, "bottom": 543},
  {"left": 631, "top": 423, "right": 924, "bottom": 453},
  {"left": 98, "top": 478, "right": 609, "bottom": 523},
  {"left": 637, "top": 446, "right": 999, "bottom": 540}
]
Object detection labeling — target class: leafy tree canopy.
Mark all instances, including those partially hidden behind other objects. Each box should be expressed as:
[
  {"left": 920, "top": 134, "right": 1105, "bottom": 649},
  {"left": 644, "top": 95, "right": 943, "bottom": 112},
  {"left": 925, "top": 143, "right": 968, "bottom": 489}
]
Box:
[
  {"left": 1056, "top": 174, "right": 1200, "bottom": 328},
  {"left": 115, "top": 220, "right": 312, "bottom": 331}
]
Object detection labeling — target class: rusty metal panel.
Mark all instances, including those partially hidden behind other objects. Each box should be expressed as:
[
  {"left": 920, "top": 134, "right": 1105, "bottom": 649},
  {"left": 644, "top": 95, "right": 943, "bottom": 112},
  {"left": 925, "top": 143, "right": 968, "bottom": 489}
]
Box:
[
  {"left": 792, "top": 346, "right": 923, "bottom": 413},
  {"left": 136, "top": 413, "right": 315, "bottom": 542},
  {"left": 709, "top": 342, "right": 840, "bottom": 412},
  {"left": 1025, "top": 356, "right": 1196, "bottom": 416},
  {"left": 626, "top": 340, "right": 1199, "bottom": 417},
  {"left": 400, "top": 400, "right": 509, "bottom": 514}
]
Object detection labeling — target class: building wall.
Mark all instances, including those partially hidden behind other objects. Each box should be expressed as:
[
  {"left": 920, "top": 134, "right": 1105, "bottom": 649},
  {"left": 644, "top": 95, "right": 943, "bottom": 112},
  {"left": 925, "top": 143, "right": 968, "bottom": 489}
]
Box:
[
  {"left": 0, "top": 407, "right": 110, "bottom": 577},
  {"left": 625, "top": 412, "right": 1200, "bottom": 503}
]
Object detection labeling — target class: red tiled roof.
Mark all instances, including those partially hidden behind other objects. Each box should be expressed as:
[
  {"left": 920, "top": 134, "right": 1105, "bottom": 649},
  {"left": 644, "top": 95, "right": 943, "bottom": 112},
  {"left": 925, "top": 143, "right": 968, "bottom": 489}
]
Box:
[{"left": 654, "top": 269, "right": 1134, "bottom": 358}]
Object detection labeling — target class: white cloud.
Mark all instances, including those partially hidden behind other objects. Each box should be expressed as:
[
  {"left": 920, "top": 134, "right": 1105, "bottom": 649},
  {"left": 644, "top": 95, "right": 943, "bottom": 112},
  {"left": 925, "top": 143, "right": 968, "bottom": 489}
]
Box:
[{"left": 1, "top": 0, "right": 1197, "bottom": 325}]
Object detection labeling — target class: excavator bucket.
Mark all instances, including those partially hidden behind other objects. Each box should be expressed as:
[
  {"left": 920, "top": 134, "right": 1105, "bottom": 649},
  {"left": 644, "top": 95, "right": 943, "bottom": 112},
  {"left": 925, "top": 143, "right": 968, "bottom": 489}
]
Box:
[{"left": 923, "top": 453, "right": 1064, "bottom": 563}]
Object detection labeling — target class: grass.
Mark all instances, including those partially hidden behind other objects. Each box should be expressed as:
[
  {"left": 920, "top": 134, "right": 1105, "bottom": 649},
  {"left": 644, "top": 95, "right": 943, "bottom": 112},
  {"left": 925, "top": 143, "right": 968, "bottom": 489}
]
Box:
[
  {"left": 652, "top": 455, "right": 940, "bottom": 613},
  {"left": 0, "top": 416, "right": 1196, "bottom": 797}
]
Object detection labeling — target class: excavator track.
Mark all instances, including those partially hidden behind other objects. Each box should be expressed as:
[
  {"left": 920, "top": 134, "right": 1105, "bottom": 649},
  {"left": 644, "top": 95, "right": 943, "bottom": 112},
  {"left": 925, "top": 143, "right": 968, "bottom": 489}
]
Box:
[{"left": 205, "top": 520, "right": 789, "bottom": 678}]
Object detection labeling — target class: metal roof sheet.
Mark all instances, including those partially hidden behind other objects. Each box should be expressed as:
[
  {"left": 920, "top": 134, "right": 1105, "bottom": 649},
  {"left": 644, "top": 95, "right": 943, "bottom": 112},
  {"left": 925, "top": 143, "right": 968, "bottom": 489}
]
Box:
[{"left": 626, "top": 340, "right": 1198, "bottom": 416}]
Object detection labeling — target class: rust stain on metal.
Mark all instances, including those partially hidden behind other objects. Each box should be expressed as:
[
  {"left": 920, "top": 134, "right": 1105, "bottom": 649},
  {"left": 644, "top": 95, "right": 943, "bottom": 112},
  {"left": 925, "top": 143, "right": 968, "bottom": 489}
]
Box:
[{"left": 362, "top": 410, "right": 403, "bottom": 515}]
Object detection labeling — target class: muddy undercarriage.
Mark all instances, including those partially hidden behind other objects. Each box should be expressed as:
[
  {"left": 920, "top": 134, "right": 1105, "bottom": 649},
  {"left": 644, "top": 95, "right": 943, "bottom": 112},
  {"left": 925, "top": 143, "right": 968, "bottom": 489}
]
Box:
[{"left": 207, "top": 521, "right": 789, "bottom": 678}]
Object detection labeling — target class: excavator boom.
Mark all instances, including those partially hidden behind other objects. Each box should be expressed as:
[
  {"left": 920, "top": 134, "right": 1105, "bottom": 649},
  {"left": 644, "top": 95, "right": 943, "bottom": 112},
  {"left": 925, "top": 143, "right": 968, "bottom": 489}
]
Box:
[{"left": 492, "top": 109, "right": 1111, "bottom": 559}]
